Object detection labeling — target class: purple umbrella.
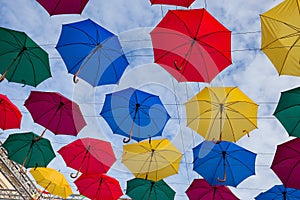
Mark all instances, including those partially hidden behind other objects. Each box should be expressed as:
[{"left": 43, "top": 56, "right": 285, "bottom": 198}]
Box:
[
  {"left": 186, "top": 179, "right": 239, "bottom": 200},
  {"left": 271, "top": 138, "right": 300, "bottom": 190}
]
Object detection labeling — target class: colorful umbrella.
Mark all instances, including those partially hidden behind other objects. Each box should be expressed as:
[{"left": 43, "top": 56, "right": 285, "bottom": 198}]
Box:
[
  {"left": 0, "top": 94, "right": 22, "bottom": 130},
  {"left": 24, "top": 91, "right": 86, "bottom": 137},
  {"left": 150, "top": 0, "right": 195, "bottom": 7},
  {"left": 2, "top": 132, "right": 55, "bottom": 172},
  {"left": 126, "top": 178, "right": 175, "bottom": 200},
  {"left": 100, "top": 87, "right": 170, "bottom": 143},
  {"left": 186, "top": 179, "right": 239, "bottom": 200},
  {"left": 30, "top": 167, "right": 73, "bottom": 199},
  {"left": 122, "top": 138, "right": 182, "bottom": 182},
  {"left": 0, "top": 27, "right": 51, "bottom": 87},
  {"left": 150, "top": 8, "right": 231, "bottom": 82},
  {"left": 74, "top": 174, "right": 123, "bottom": 200},
  {"left": 273, "top": 87, "right": 300, "bottom": 138},
  {"left": 193, "top": 141, "right": 256, "bottom": 187},
  {"left": 271, "top": 138, "right": 300, "bottom": 190},
  {"left": 255, "top": 185, "right": 300, "bottom": 200},
  {"left": 260, "top": 0, "right": 300, "bottom": 77},
  {"left": 58, "top": 138, "right": 116, "bottom": 178},
  {"left": 185, "top": 87, "right": 258, "bottom": 142},
  {"left": 56, "top": 19, "right": 129, "bottom": 87},
  {"left": 36, "top": 0, "right": 89, "bottom": 16}
]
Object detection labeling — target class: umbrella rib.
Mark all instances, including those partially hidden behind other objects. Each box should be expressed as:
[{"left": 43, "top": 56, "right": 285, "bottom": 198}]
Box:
[
  {"left": 279, "top": 35, "right": 300, "bottom": 74},
  {"left": 283, "top": 159, "right": 300, "bottom": 187},
  {"left": 225, "top": 106, "right": 258, "bottom": 128},
  {"left": 169, "top": 11, "right": 194, "bottom": 37}
]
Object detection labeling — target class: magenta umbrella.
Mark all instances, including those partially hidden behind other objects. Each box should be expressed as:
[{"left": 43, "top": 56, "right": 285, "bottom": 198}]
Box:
[
  {"left": 24, "top": 91, "right": 87, "bottom": 137},
  {"left": 186, "top": 179, "right": 239, "bottom": 200},
  {"left": 36, "top": 0, "right": 89, "bottom": 16},
  {"left": 271, "top": 138, "right": 300, "bottom": 190}
]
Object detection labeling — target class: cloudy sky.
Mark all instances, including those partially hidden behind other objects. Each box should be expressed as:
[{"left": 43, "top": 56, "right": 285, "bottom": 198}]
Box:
[{"left": 0, "top": 0, "right": 298, "bottom": 199}]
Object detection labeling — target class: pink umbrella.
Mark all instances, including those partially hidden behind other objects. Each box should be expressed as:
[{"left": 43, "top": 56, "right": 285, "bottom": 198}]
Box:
[
  {"left": 24, "top": 91, "right": 86, "bottom": 137},
  {"left": 36, "top": 0, "right": 89, "bottom": 16},
  {"left": 186, "top": 179, "right": 239, "bottom": 200},
  {"left": 150, "top": 0, "right": 195, "bottom": 7},
  {"left": 271, "top": 138, "right": 300, "bottom": 190}
]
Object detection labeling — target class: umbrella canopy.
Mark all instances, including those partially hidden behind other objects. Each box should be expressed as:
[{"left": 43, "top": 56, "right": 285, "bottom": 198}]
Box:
[
  {"left": 58, "top": 138, "right": 116, "bottom": 178},
  {"left": 24, "top": 91, "right": 86, "bottom": 137},
  {"left": 100, "top": 87, "right": 170, "bottom": 142},
  {"left": 0, "top": 27, "right": 51, "bottom": 87},
  {"left": 271, "top": 138, "right": 300, "bottom": 190},
  {"left": 126, "top": 178, "right": 175, "bottom": 200},
  {"left": 150, "top": 8, "right": 231, "bottom": 82},
  {"left": 0, "top": 94, "right": 22, "bottom": 130},
  {"left": 255, "top": 184, "right": 300, "bottom": 200},
  {"left": 74, "top": 174, "right": 123, "bottom": 200},
  {"left": 56, "top": 19, "right": 129, "bottom": 87},
  {"left": 36, "top": 0, "right": 89, "bottom": 16},
  {"left": 150, "top": 0, "right": 195, "bottom": 7},
  {"left": 260, "top": 0, "right": 300, "bottom": 76},
  {"left": 2, "top": 132, "right": 55, "bottom": 169},
  {"left": 185, "top": 87, "right": 258, "bottom": 142},
  {"left": 273, "top": 87, "right": 300, "bottom": 138},
  {"left": 122, "top": 138, "right": 182, "bottom": 182},
  {"left": 30, "top": 167, "right": 73, "bottom": 199},
  {"left": 193, "top": 141, "right": 256, "bottom": 187},
  {"left": 186, "top": 179, "right": 239, "bottom": 200}
]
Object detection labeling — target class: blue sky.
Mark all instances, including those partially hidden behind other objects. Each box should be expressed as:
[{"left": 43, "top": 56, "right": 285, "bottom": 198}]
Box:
[{"left": 0, "top": 0, "right": 299, "bottom": 199}]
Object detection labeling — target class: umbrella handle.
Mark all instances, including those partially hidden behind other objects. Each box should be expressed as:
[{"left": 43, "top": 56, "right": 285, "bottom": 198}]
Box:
[
  {"left": 73, "top": 74, "right": 79, "bottom": 84},
  {"left": 243, "top": 129, "right": 250, "bottom": 137},
  {"left": 217, "top": 170, "right": 227, "bottom": 182},
  {"left": 174, "top": 60, "right": 183, "bottom": 71},
  {"left": 123, "top": 131, "right": 133, "bottom": 143},
  {"left": 19, "top": 167, "right": 27, "bottom": 174},
  {"left": 0, "top": 70, "right": 8, "bottom": 82},
  {"left": 70, "top": 171, "right": 80, "bottom": 179}
]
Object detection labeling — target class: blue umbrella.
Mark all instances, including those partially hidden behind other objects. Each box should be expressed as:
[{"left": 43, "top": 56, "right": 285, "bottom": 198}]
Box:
[
  {"left": 100, "top": 87, "right": 170, "bottom": 142},
  {"left": 56, "top": 19, "right": 129, "bottom": 87},
  {"left": 193, "top": 140, "right": 256, "bottom": 187},
  {"left": 255, "top": 185, "right": 300, "bottom": 200}
]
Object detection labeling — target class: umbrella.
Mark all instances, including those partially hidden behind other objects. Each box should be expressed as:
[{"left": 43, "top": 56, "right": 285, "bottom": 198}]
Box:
[
  {"left": 36, "top": 0, "right": 89, "bottom": 16},
  {"left": 185, "top": 87, "right": 258, "bottom": 142},
  {"left": 260, "top": 0, "right": 300, "bottom": 77},
  {"left": 2, "top": 132, "right": 55, "bottom": 172},
  {"left": 30, "top": 167, "right": 73, "bottom": 199},
  {"left": 58, "top": 138, "right": 116, "bottom": 178},
  {"left": 273, "top": 87, "right": 300, "bottom": 138},
  {"left": 24, "top": 91, "right": 86, "bottom": 137},
  {"left": 193, "top": 140, "right": 256, "bottom": 187},
  {"left": 186, "top": 179, "right": 239, "bottom": 200},
  {"left": 150, "top": 0, "right": 195, "bottom": 7},
  {"left": 56, "top": 19, "right": 129, "bottom": 87},
  {"left": 0, "top": 94, "right": 22, "bottom": 130},
  {"left": 126, "top": 178, "right": 175, "bottom": 200},
  {"left": 150, "top": 8, "right": 231, "bottom": 82},
  {"left": 255, "top": 184, "right": 300, "bottom": 200},
  {"left": 122, "top": 138, "right": 182, "bottom": 182},
  {"left": 74, "top": 174, "right": 123, "bottom": 200},
  {"left": 100, "top": 87, "right": 170, "bottom": 143},
  {"left": 0, "top": 27, "right": 51, "bottom": 87},
  {"left": 271, "top": 138, "right": 300, "bottom": 190}
]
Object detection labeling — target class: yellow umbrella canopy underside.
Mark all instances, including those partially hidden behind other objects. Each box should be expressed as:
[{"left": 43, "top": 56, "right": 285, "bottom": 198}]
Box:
[
  {"left": 260, "top": 0, "right": 300, "bottom": 76},
  {"left": 122, "top": 138, "right": 182, "bottom": 182},
  {"left": 185, "top": 87, "right": 258, "bottom": 142},
  {"left": 30, "top": 167, "right": 73, "bottom": 199}
]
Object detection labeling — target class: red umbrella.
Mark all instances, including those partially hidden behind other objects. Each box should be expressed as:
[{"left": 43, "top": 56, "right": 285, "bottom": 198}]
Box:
[
  {"left": 24, "top": 91, "right": 86, "bottom": 137},
  {"left": 186, "top": 179, "right": 239, "bottom": 200},
  {"left": 0, "top": 94, "right": 22, "bottom": 130},
  {"left": 271, "top": 138, "right": 300, "bottom": 190},
  {"left": 58, "top": 138, "right": 116, "bottom": 178},
  {"left": 36, "top": 0, "right": 89, "bottom": 16},
  {"left": 150, "top": 8, "right": 231, "bottom": 82},
  {"left": 150, "top": 0, "right": 195, "bottom": 7},
  {"left": 75, "top": 174, "right": 123, "bottom": 200}
]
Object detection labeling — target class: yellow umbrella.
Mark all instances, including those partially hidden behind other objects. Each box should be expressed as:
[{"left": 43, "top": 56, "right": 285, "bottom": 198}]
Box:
[
  {"left": 30, "top": 167, "right": 72, "bottom": 199},
  {"left": 185, "top": 87, "right": 258, "bottom": 142},
  {"left": 122, "top": 138, "right": 182, "bottom": 182},
  {"left": 260, "top": 0, "right": 300, "bottom": 76}
]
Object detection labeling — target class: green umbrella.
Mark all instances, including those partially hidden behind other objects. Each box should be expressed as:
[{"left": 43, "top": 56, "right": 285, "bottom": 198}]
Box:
[
  {"left": 126, "top": 178, "right": 175, "bottom": 200},
  {"left": 274, "top": 87, "right": 300, "bottom": 138},
  {"left": 1, "top": 132, "right": 55, "bottom": 172},
  {"left": 0, "top": 27, "right": 51, "bottom": 87}
]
